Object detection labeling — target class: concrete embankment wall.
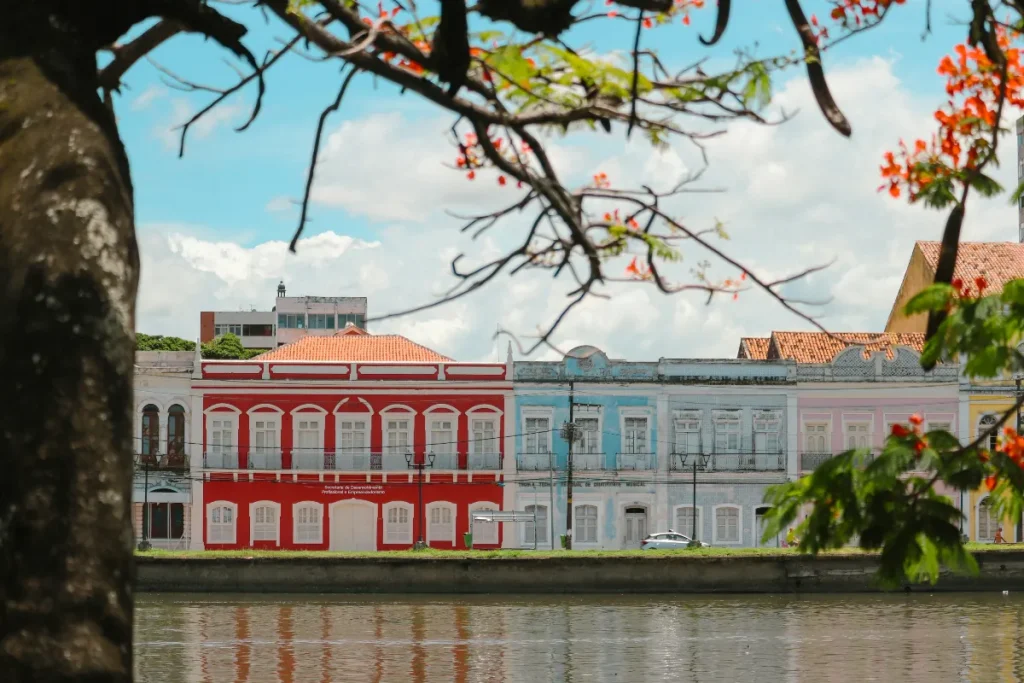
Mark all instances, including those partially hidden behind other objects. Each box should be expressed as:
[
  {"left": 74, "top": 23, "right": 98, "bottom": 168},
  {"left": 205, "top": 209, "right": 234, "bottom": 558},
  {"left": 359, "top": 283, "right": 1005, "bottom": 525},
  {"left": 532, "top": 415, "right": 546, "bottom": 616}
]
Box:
[{"left": 136, "top": 551, "right": 1024, "bottom": 594}]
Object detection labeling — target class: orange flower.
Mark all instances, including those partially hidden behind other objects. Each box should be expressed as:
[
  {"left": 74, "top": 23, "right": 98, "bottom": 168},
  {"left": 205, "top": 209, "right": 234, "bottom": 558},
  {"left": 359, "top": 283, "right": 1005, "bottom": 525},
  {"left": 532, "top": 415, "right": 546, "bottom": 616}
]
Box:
[
  {"left": 975, "top": 276, "right": 987, "bottom": 294},
  {"left": 466, "top": 170, "right": 476, "bottom": 180},
  {"left": 891, "top": 423, "right": 909, "bottom": 438},
  {"left": 986, "top": 475, "right": 998, "bottom": 491},
  {"left": 643, "top": 17, "right": 653, "bottom": 28},
  {"left": 497, "top": 175, "right": 507, "bottom": 186},
  {"left": 909, "top": 414, "right": 923, "bottom": 426}
]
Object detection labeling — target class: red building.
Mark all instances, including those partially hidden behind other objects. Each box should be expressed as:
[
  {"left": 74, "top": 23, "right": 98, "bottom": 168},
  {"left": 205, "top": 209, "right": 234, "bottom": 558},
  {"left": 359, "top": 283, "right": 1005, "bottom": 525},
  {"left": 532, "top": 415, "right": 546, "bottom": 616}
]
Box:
[{"left": 189, "top": 327, "right": 512, "bottom": 551}]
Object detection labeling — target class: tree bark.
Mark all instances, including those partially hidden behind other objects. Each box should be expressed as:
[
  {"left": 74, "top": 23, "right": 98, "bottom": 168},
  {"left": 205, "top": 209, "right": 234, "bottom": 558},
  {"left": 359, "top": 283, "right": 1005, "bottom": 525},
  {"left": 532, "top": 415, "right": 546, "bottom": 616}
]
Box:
[{"left": 0, "top": 6, "right": 139, "bottom": 682}]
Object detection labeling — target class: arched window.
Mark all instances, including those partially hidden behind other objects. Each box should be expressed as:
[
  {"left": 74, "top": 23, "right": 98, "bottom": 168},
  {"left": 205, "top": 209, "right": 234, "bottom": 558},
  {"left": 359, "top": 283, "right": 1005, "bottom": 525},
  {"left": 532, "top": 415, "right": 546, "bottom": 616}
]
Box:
[
  {"left": 675, "top": 506, "right": 701, "bottom": 541},
  {"left": 427, "top": 502, "right": 456, "bottom": 544},
  {"left": 293, "top": 502, "right": 323, "bottom": 544},
  {"left": 575, "top": 504, "right": 598, "bottom": 544},
  {"left": 469, "top": 502, "right": 499, "bottom": 545},
  {"left": 978, "top": 497, "right": 999, "bottom": 542},
  {"left": 167, "top": 405, "right": 186, "bottom": 465},
  {"left": 714, "top": 505, "right": 741, "bottom": 544},
  {"left": 207, "top": 502, "right": 236, "bottom": 544},
  {"left": 141, "top": 404, "right": 159, "bottom": 460},
  {"left": 979, "top": 414, "right": 1000, "bottom": 453},
  {"left": 384, "top": 502, "right": 413, "bottom": 544},
  {"left": 251, "top": 501, "right": 281, "bottom": 544}
]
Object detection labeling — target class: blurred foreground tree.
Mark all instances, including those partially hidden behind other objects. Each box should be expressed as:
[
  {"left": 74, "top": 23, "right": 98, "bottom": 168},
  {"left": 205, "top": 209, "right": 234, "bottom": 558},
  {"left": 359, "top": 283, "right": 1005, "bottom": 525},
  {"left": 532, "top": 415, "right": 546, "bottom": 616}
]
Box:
[{"left": 1, "top": 0, "right": 1022, "bottom": 679}]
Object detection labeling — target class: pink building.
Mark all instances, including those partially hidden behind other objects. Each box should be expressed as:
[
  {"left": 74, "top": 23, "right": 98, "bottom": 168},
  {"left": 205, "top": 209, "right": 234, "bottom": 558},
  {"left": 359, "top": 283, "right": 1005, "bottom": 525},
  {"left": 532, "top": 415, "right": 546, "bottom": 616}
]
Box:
[{"left": 740, "top": 332, "right": 962, "bottom": 508}]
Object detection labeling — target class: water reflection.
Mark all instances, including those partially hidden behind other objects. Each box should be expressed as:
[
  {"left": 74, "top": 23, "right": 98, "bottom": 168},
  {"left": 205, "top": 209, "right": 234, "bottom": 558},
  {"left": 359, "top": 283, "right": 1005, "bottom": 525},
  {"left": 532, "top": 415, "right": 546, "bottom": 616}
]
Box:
[{"left": 136, "top": 593, "right": 1024, "bottom": 682}]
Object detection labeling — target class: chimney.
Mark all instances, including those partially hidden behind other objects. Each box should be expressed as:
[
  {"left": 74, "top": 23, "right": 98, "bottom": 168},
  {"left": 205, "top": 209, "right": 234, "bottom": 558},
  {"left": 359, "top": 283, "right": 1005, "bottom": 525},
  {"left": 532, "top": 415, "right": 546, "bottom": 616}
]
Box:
[{"left": 277, "top": 280, "right": 286, "bottom": 298}]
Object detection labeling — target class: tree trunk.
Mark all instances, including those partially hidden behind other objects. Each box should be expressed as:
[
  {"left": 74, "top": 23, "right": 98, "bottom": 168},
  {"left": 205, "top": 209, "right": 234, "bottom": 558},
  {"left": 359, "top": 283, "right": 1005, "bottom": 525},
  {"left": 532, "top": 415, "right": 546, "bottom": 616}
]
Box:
[{"left": 0, "top": 9, "right": 139, "bottom": 682}]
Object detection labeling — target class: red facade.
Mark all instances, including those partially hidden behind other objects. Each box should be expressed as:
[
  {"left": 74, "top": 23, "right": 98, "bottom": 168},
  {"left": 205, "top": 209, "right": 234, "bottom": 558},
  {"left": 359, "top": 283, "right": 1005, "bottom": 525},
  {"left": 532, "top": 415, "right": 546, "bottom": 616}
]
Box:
[{"left": 195, "top": 350, "right": 511, "bottom": 552}]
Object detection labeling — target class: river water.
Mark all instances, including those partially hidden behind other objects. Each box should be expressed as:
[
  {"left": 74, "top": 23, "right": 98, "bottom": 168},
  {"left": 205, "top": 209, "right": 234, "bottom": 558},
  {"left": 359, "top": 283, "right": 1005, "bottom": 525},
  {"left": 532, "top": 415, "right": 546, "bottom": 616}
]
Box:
[{"left": 136, "top": 593, "right": 1024, "bottom": 682}]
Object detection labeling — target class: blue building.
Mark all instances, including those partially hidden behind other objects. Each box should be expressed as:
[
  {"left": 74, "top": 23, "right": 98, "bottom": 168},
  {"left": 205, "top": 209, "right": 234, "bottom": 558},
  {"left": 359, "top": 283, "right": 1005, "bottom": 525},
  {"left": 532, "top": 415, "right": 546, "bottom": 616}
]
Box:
[{"left": 508, "top": 346, "right": 797, "bottom": 549}]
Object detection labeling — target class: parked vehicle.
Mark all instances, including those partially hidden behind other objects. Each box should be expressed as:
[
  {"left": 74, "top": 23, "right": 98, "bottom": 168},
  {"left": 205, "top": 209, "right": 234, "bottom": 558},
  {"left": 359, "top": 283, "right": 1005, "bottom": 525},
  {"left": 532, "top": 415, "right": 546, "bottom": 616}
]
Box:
[{"left": 640, "top": 530, "right": 710, "bottom": 550}]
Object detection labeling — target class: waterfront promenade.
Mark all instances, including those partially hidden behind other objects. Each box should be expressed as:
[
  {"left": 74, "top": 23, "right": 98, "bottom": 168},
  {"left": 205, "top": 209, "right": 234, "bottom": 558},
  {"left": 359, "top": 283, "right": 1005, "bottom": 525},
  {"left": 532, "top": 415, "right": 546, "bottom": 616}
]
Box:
[{"left": 136, "top": 546, "right": 1024, "bottom": 594}]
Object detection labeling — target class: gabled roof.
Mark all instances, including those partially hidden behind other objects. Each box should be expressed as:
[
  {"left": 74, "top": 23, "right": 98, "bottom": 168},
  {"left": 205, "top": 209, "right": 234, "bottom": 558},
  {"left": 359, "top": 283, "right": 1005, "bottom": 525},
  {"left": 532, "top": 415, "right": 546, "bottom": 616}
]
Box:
[
  {"left": 737, "top": 337, "right": 770, "bottom": 360},
  {"left": 254, "top": 330, "right": 453, "bottom": 362},
  {"left": 765, "top": 331, "right": 925, "bottom": 364},
  {"left": 917, "top": 241, "right": 1024, "bottom": 296}
]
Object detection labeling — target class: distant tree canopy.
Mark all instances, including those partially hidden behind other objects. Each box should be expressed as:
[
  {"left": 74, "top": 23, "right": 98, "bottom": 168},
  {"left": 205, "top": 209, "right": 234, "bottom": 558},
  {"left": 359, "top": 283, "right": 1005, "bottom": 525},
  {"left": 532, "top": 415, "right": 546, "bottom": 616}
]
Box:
[{"left": 136, "top": 332, "right": 266, "bottom": 359}]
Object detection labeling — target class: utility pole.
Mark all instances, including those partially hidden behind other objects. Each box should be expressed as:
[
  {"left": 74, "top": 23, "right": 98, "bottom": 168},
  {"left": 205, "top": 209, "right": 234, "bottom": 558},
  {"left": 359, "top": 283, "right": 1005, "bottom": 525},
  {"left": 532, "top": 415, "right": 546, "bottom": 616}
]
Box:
[
  {"left": 138, "top": 459, "right": 151, "bottom": 551},
  {"left": 565, "top": 380, "right": 575, "bottom": 550},
  {"left": 692, "top": 455, "right": 698, "bottom": 542}
]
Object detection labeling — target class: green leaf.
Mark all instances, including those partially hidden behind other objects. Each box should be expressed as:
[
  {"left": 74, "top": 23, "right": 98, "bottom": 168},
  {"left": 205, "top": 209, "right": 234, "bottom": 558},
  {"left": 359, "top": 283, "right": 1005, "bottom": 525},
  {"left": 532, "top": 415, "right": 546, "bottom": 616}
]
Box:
[{"left": 904, "top": 284, "right": 954, "bottom": 315}]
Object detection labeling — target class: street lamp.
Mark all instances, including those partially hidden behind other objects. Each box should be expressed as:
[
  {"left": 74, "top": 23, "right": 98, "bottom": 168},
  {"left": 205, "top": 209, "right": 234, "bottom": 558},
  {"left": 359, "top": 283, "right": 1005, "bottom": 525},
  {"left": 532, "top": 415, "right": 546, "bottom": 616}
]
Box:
[
  {"left": 676, "top": 451, "right": 712, "bottom": 547},
  {"left": 406, "top": 451, "right": 436, "bottom": 549}
]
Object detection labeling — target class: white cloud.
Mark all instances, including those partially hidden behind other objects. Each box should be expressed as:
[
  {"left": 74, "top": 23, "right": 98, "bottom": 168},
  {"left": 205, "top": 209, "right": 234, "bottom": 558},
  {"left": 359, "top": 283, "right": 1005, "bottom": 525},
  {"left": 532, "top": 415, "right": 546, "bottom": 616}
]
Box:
[
  {"left": 265, "top": 196, "right": 294, "bottom": 213},
  {"left": 131, "top": 85, "right": 167, "bottom": 112},
  {"left": 154, "top": 98, "right": 244, "bottom": 151},
  {"left": 136, "top": 57, "right": 1024, "bottom": 363}
]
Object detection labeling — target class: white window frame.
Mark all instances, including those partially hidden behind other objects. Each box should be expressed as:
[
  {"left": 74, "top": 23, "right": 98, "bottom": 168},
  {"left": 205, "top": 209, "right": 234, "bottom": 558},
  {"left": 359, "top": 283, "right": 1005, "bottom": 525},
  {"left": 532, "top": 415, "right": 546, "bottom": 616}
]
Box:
[
  {"left": 205, "top": 406, "right": 240, "bottom": 459},
  {"left": 521, "top": 408, "right": 554, "bottom": 454},
  {"left": 753, "top": 410, "right": 782, "bottom": 453},
  {"left": 713, "top": 504, "right": 742, "bottom": 545},
  {"left": 426, "top": 501, "right": 457, "bottom": 544},
  {"left": 802, "top": 418, "right": 831, "bottom": 453},
  {"left": 383, "top": 501, "right": 414, "bottom": 545},
  {"left": 206, "top": 501, "right": 237, "bottom": 544},
  {"left": 573, "top": 404, "right": 603, "bottom": 455},
  {"left": 619, "top": 408, "right": 652, "bottom": 454},
  {"left": 468, "top": 501, "right": 500, "bottom": 545},
  {"left": 468, "top": 414, "right": 499, "bottom": 456},
  {"left": 978, "top": 413, "right": 1000, "bottom": 452},
  {"left": 293, "top": 501, "right": 323, "bottom": 545},
  {"left": 426, "top": 415, "right": 458, "bottom": 456},
  {"left": 249, "top": 500, "right": 281, "bottom": 546},
  {"left": 291, "top": 406, "right": 327, "bottom": 461},
  {"left": 335, "top": 412, "right": 371, "bottom": 454},
  {"left": 381, "top": 408, "right": 415, "bottom": 456},
  {"left": 522, "top": 503, "right": 549, "bottom": 547},
  {"left": 573, "top": 502, "right": 600, "bottom": 545},
  {"left": 673, "top": 410, "right": 702, "bottom": 454},
  {"left": 925, "top": 417, "right": 954, "bottom": 435},
  {"left": 842, "top": 415, "right": 874, "bottom": 451},
  {"left": 247, "top": 406, "right": 283, "bottom": 461},
  {"left": 673, "top": 505, "right": 702, "bottom": 541},
  {"left": 712, "top": 410, "right": 741, "bottom": 453}
]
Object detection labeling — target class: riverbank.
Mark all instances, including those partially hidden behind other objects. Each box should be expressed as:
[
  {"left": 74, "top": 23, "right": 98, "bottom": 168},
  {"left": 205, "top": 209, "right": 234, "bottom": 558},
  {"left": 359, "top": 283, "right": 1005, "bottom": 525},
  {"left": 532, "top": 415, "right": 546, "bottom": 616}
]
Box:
[{"left": 135, "top": 546, "right": 1024, "bottom": 594}]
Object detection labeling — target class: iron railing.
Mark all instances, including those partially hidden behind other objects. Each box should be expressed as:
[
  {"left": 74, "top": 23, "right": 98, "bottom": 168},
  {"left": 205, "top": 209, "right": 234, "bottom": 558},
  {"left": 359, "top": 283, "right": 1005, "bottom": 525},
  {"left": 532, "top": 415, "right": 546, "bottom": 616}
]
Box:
[
  {"left": 616, "top": 452, "right": 655, "bottom": 470},
  {"left": 467, "top": 452, "right": 501, "bottom": 470},
  {"left": 670, "top": 452, "right": 785, "bottom": 472},
  {"left": 203, "top": 451, "right": 238, "bottom": 469},
  {"left": 134, "top": 452, "right": 189, "bottom": 471}
]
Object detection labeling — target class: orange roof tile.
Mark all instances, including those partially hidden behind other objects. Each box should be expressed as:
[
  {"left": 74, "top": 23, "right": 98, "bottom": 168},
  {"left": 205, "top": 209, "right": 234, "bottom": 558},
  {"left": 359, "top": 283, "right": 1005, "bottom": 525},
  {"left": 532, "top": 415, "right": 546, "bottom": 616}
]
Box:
[
  {"left": 738, "top": 337, "right": 770, "bottom": 360},
  {"left": 917, "top": 241, "right": 1024, "bottom": 296},
  {"left": 766, "top": 331, "right": 925, "bottom": 364},
  {"left": 254, "top": 331, "right": 453, "bottom": 362}
]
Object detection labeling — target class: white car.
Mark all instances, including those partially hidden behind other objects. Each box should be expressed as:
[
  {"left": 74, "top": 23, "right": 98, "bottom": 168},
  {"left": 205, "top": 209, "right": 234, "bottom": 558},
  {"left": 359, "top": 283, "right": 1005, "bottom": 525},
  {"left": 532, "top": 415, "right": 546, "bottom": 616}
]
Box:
[{"left": 641, "top": 530, "right": 710, "bottom": 550}]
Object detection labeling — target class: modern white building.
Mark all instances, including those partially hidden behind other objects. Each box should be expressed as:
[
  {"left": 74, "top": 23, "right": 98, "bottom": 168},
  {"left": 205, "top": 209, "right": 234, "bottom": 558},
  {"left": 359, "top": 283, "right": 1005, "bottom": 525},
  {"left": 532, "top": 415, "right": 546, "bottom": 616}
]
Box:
[{"left": 199, "top": 281, "right": 367, "bottom": 349}]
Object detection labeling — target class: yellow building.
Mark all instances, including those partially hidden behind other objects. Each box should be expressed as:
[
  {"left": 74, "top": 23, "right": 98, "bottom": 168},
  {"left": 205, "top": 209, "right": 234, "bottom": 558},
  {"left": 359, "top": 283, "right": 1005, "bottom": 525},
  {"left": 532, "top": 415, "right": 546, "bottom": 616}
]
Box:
[{"left": 887, "top": 240, "right": 1024, "bottom": 542}]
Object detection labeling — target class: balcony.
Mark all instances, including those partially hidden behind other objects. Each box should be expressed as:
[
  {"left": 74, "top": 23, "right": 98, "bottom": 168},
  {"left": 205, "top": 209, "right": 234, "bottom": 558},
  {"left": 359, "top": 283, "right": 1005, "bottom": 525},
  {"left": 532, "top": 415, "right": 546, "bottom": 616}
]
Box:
[
  {"left": 468, "top": 452, "right": 501, "bottom": 470},
  {"left": 800, "top": 452, "right": 833, "bottom": 471},
  {"left": 291, "top": 451, "right": 324, "bottom": 470},
  {"left": 134, "top": 452, "right": 189, "bottom": 472},
  {"left": 249, "top": 450, "right": 283, "bottom": 470},
  {"left": 429, "top": 452, "right": 459, "bottom": 470},
  {"left": 203, "top": 451, "right": 238, "bottom": 469},
  {"left": 670, "top": 452, "right": 785, "bottom": 472},
  {"left": 616, "top": 452, "right": 654, "bottom": 471},
  {"left": 518, "top": 452, "right": 554, "bottom": 471},
  {"left": 573, "top": 451, "right": 605, "bottom": 470}
]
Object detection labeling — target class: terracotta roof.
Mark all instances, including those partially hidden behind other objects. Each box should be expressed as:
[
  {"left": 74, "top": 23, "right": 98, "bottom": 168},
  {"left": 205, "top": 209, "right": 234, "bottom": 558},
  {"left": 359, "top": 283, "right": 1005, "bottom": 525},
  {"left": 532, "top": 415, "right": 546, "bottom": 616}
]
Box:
[
  {"left": 254, "top": 331, "right": 453, "bottom": 362},
  {"left": 917, "top": 241, "right": 1024, "bottom": 296},
  {"left": 738, "top": 337, "right": 770, "bottom": 360},
  {"left": 766, "top": 331, "right": 925, "bottom": 364}
]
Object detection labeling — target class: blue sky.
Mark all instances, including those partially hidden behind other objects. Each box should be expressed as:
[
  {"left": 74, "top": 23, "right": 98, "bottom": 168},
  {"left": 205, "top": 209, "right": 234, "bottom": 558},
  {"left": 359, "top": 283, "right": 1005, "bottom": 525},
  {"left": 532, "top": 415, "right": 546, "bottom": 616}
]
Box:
[{"left": 121, "top": 0, "right": 1017, "bottom": 360}]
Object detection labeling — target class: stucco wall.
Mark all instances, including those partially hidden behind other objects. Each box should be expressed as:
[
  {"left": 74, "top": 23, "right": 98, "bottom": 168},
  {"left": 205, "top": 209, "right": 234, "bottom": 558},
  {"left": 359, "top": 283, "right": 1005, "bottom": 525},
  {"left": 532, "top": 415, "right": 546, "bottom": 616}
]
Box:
[
  {"left": 136, "top": 550, "right": 1024, "bottom": 594},
  {"left": 885, "top": 247, "right": 934, "bottom": 333}
]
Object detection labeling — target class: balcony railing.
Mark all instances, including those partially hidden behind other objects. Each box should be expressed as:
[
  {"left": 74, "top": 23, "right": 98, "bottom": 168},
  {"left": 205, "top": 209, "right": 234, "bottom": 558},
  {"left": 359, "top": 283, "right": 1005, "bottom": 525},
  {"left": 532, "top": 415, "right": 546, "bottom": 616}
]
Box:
[
  {"left": 670, "top": 452, "right": 785, "bottom": 472},
  {"left": 429, "top": 452, "right": 458, "bottom": 470},
  {"left": 573, "top": 451, "right": 605, "bottom": 470},
  {"left": 468, "top": 452, "right": 501, "bottom": 470},
  {"left": 134, "top": 452, "right": 189, "bottom": 471},
  {"left": 291, "top": 451, "right": 324, "bottom": 470},
  {"left": 518, "top": 452, "right": 554, "bottom": 471},
  {"left": 249, "top": 451, "right": 283, "bottom": 470},
  {"left": 617, "top": 452, "right": 654, "bottom": 471},
  {"left": 204, "top": 451, "right": 238, "bottom": 469},
  {"left": 800, "top": 452, "right": 833, "bottom": 471}
]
